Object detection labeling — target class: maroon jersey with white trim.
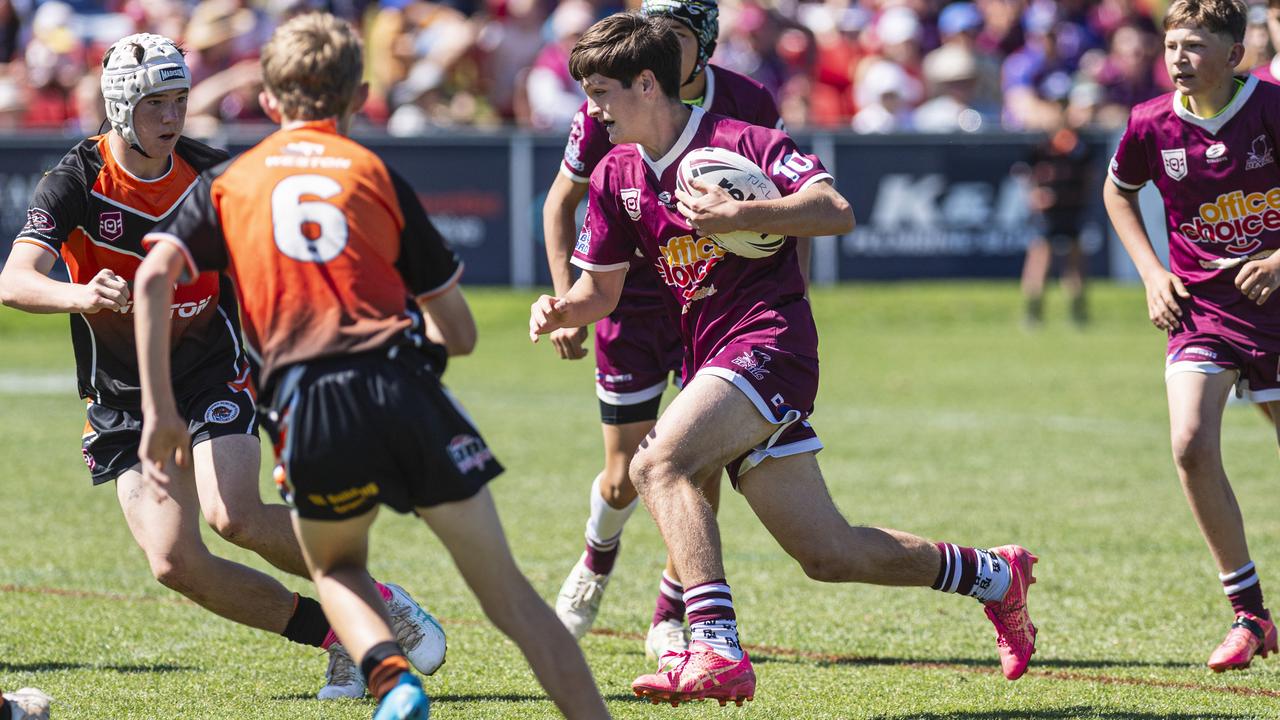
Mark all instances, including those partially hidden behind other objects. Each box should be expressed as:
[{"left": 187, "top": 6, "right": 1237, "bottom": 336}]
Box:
[
  {"left": 1110, "top": 75, "right": 1280, "bottom": 341},
  {"left": 561, "top": 65, "right": 783, "bottom": 316},
  {"left": 572, "top": 107, "right": 831, "bottom": 370}
]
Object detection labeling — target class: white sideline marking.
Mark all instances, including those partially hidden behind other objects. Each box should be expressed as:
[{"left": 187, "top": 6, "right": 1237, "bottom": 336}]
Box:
[{"left": 0, "top": 371, "right": 75, "bottom": 395}]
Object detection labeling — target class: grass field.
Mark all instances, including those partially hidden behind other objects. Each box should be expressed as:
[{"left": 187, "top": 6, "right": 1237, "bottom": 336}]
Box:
[{"left": 3, "top": 282, "right": 1280, "bottom": 719}]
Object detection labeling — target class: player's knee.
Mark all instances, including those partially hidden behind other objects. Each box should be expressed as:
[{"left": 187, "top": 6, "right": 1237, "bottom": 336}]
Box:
[
  {"left": 148, "top": 553, "right": 197, "bottom": 594},
  {"left": 628, "top": 451, "right": 680, "bottom": 495},
  {"left": 1170, "top": 427, "right": 1218, "bottom": 474},
  {"left": 793, "top": 545, "right": 852, "bottom": 583},
  {"left": 205, "top": 505, "right": 255, "bottom": 547}
]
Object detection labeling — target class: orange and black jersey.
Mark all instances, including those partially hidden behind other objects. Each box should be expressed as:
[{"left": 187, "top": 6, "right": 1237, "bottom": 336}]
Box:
[
  {"left": 145, "top": 120, "right": 462, "bottom": 392},
  {"left": 13, "top": 135, "right": 249, "bottom": 410}
]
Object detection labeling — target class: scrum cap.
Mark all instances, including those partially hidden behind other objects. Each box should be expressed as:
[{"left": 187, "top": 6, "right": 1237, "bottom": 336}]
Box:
[
  {"left": 641, "top": 0, "right": 719, "bottom": 84},
  {"left": 101, "top": 33, "right": 189, "bottom": 150}
]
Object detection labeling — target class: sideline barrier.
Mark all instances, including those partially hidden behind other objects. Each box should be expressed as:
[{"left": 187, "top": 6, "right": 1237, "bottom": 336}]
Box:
[{"left": 0, "top": 131, "right": 1111, "bottom": 284}]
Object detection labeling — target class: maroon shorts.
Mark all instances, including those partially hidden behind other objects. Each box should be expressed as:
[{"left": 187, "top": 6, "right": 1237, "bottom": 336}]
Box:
[
  {"left": 1166, "top": 331, "right": 1280, "bottom": 403},
  {"left": 595, "top": 311, "right": 683, "bottom": 411},
  {"left": 694, "top": 339, "right": 822, "bottom": 487}
]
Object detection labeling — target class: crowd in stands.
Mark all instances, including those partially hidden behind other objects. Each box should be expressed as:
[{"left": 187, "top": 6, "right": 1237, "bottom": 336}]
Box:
[{"left": 0, "top": 0, "right": 1274, "bottom": 135}]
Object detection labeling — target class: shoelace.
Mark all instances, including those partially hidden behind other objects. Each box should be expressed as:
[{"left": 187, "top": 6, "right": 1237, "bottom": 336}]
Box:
[
  {"left": 569, "top": 577, "right": 604, "bottom": 610},
  {"left": 326, "top": 646, "right": 360, "bottom": 687},
  {"left": 389, "top": 595, "right": 426, "bottom": 648}
]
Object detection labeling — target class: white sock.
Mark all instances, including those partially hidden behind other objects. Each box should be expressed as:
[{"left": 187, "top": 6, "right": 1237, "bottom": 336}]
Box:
[
  {"left": 689, "top": 619, "right": 743, "bottom": 661},
  {"left": 584, "top": 475, "right": 638, "bottom": 549},
  {"left": 972, "top": 549, "right": 1012, "bottom": 604}
]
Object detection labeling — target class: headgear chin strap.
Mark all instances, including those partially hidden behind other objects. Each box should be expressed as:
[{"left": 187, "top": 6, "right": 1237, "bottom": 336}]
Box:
[
  {"left": 641, "top": 0, "right": 719, "bottom": 86},
  {"left": 101, "top": 33, "right": 190, "bottom": 158}
]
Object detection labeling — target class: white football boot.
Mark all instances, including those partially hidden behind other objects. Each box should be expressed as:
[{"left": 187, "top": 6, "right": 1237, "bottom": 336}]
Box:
[
  {"left": 4, "top": 687, "right": 52, "bottom": 720},
  {"left": 384, "top": 583, "right": 448, "bottom": 676},
  {"left": 555, "top": 552, "right": 611, "bottom": 640},
  {"left": 318, "top": 643, "right": 365, "bottom": 699},
  {"left": 646, "top": 617, "right": 691, "bottom": 660}
]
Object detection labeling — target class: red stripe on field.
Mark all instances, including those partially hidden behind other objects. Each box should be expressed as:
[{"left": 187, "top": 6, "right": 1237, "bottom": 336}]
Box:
[{"left": 6, "top": 584, "right": 1279, "bottom": 698}]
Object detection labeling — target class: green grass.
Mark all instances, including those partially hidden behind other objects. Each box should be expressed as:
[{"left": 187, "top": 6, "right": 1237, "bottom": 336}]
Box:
[{"left": 3, "top": 282, "right": 1280, "bottom": 719}]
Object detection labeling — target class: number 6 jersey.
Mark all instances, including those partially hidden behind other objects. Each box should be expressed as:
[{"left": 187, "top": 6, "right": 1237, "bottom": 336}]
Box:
[{"left": 144, "top": 119, "right": 462, "bottom": 391}]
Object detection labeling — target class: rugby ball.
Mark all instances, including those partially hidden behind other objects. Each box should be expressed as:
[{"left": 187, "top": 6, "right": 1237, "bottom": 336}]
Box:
[{"left": 676, "top": 147, "right": 785, "bottom": 259}]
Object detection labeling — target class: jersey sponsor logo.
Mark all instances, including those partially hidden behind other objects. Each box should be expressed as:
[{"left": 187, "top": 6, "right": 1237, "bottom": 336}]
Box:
[
  {"left": 1176, "top": 187, "right": 1280, "bottom": 256},
  {"left": 1162, "top": 148, "right": 1187, "bottom": 181},
  {"left": 115, "top": 294, "right": 213, "bottom": 317},
  {"left": 99, "top": 211, "right": 124, "bottom": 242},
  {"left": 283, "top": 141, "right": 325, "bottom": 156},
  {"left": 731, "top": 349, "right": 772, "bottom": 381},
  {"left": 620, "top": 188, "right": 642, "bottom": 220},
  {"left": 1247, "top": 134, "right": 1275, "bottom": 171},
  {"left": 657, "top": 191, "right": 675, "bottom": 207},
  {"left": 1176, "top": 346, "right": 1218, "bottom": 361},
  {"left": 204, "top": 399, "right": 241, "bottom": 424},
  {"left": 657, "top": 233, "right": 725, "bottom": 305},
  {"left": 575, "top": 224, "right": 591, "bottom": 254},
  {"left": 564, "top": 111, "right": 586, "bottom": 173},
  {"left": 22, "top": 207, "right": 56, "bottom": 238},
  {"left": 447, "top": 434, "right": 495, "bottom": 474},
  {"left": 1206, "top": 143, "right": 1227, "bottom": 163}
]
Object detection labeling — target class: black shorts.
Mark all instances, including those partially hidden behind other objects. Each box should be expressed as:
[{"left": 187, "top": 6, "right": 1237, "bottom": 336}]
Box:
[
  {"left": 266, "top": 347, "right": 503, "bottom": 521},
  {"left": 81, "top": 384, "right": 259, "bottom": 485}
]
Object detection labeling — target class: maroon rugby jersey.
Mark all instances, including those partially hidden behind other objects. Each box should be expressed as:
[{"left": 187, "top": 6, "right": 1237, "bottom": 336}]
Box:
[
  {"left": 561, "top": 65, "right": 782, "bottom": 316},
  {"left": 572, "top": 107, "right": 831, "bottom": 372},
  {"left": 1110, "top": 74, "right": 1280, "bottom": 344}
]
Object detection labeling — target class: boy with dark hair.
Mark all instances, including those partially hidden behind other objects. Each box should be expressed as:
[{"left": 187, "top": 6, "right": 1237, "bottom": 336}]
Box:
[{"left": 533, "top": 11, "right": 1040, "bottom": 704}]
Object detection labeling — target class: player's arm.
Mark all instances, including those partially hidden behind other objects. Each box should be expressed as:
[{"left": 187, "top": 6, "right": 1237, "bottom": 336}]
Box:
[
  {"left": 0, "top": 172, "right": 130, "bottom": 314},
  {"left": 530, "top": 266, "right": 625, "bottom": 342},
  {"left": 418, "top": 285, "right": 477, "bottom": 357},
  {"left": 676, "top": 178, "right": 854, "bottom": 239},
  {"left": 0, "top": 243, "right": 130, "bottom": 314},
  {"left": 1102, "top": 181, "right": 1188, "bottom": 330},
  {"left": 541, "top": 171, "right": 590, "bottom": 359},
  {"left": 133, "top": 240, "right": 193, "bottom": 476}
]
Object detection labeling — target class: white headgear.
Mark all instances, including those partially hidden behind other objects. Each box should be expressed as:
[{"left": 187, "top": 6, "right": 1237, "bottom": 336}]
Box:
[{"left": 100, "top": 33, "right": 190, "bottom": 150}]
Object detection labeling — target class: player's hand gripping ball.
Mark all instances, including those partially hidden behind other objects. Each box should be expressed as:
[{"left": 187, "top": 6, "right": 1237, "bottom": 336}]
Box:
[{"left": 676, "top": 147, "right": 784, "bottom": 258}]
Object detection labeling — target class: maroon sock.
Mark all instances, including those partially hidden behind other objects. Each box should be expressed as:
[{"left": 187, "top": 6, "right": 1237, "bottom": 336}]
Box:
[
  {"left": 1222, "top": 563, "right": 1268, "bottom": 618},
  {"left": 651, "top": 572, "right": 686, "bottom": 626},
  {"left": 583, "top": 536, "right": 620, "bottom": 576}
]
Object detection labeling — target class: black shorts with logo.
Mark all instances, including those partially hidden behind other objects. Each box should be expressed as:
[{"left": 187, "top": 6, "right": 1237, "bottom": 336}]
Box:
[
  {"left": 81, "top": 383, "right": 259, "bottom": 485},
  {"left": 266, "top": 346, "right": 503, "bottom": 521}
]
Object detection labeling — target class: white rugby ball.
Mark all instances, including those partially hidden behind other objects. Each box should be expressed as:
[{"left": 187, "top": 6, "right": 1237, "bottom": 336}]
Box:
[{"left": 676, "top": 146, "right": 785, "bottom": 259}]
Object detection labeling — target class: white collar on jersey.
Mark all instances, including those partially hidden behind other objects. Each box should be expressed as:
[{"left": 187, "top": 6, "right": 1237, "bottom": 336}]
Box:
[
  {"left": 1172, "top": 73, "right": 1259, "bottom": 136},
  {"left": 701, "top": 65, "right": 717, "bottom": 109},
  {"left": 640, "top": 105, "right": 707, "bottom": 177},
  {"left": 1272, "top": 55, "right": 1280, "bottom": 84}
]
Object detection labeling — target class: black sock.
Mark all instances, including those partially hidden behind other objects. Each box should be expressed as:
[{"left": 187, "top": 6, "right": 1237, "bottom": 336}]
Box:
[
  {"left": 361, "top": 640, "right": 408, "bottom": 698},
  {"left": 282, "top": 594, "right": 332, "bottom": 647}
]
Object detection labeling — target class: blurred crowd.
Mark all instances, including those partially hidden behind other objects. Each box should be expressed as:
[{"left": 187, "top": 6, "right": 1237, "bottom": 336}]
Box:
[{"left": 3, "top": 0, "right": 1279, "bottom": 135}]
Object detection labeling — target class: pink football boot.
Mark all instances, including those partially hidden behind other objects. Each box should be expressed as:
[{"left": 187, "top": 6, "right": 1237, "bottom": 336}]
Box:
[
  {"left": 632, "top": 642, "right": 756, "bottom": 707},
  {"left": 1208, "top": 612, "right": 1278, "bottom": 672},
  {"left": 983, "top": 545, "right": 1039, "bottom": 680}
]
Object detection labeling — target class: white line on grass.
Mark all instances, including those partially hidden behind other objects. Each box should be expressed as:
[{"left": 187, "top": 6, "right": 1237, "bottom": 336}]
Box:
[{"left": 0, "top": 371, "right": 76, "bottom": 395}]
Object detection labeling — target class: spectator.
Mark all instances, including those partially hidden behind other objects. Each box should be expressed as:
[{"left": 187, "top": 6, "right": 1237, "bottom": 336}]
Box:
[
  {"left": 914, "top": 43, "right": 988, "bottom": 132},
  {"left": 852, "top": 58, "right": 918, "bottom": 133},
  {"left": 183, "top": 0, "right": 265, "bottom": 129},
  {"left": 23, "top": 0, "right": 83, "bottom": 129},
  {"left": 524, "top": 0, "right": 592, "bottom": 130},
  {"left": 928, "top": 1, "right": 1002, "bottom": 115},
  {"left": 1091, "top": 21, "right": 1161, "bottom": 124},
  {"left": 475, "top": 0, "right": 546, "bottom": 121},
  {"left": 1251, "top": 0, "right": 1280, "bottom": 84},
  {"left": 0, "top": 0, "right": 21, "bottom": 65},
  {"left": 713, "top": 2, "right": 790, "bottom": 96},
  {"left": 1002, "top": 3, "right": 1080, "bottom": 129},
  {"left": 796, "top": 2, "right": 867, "bottom": 127}
]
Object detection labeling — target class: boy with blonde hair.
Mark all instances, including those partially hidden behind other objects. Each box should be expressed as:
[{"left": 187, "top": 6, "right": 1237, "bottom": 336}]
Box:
[
  {"left": 134, "top": 13, "right": 610, "bottom": 719},
  {"left": 1106, "top": 0, "right": 1280, "bottom": 671}
]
